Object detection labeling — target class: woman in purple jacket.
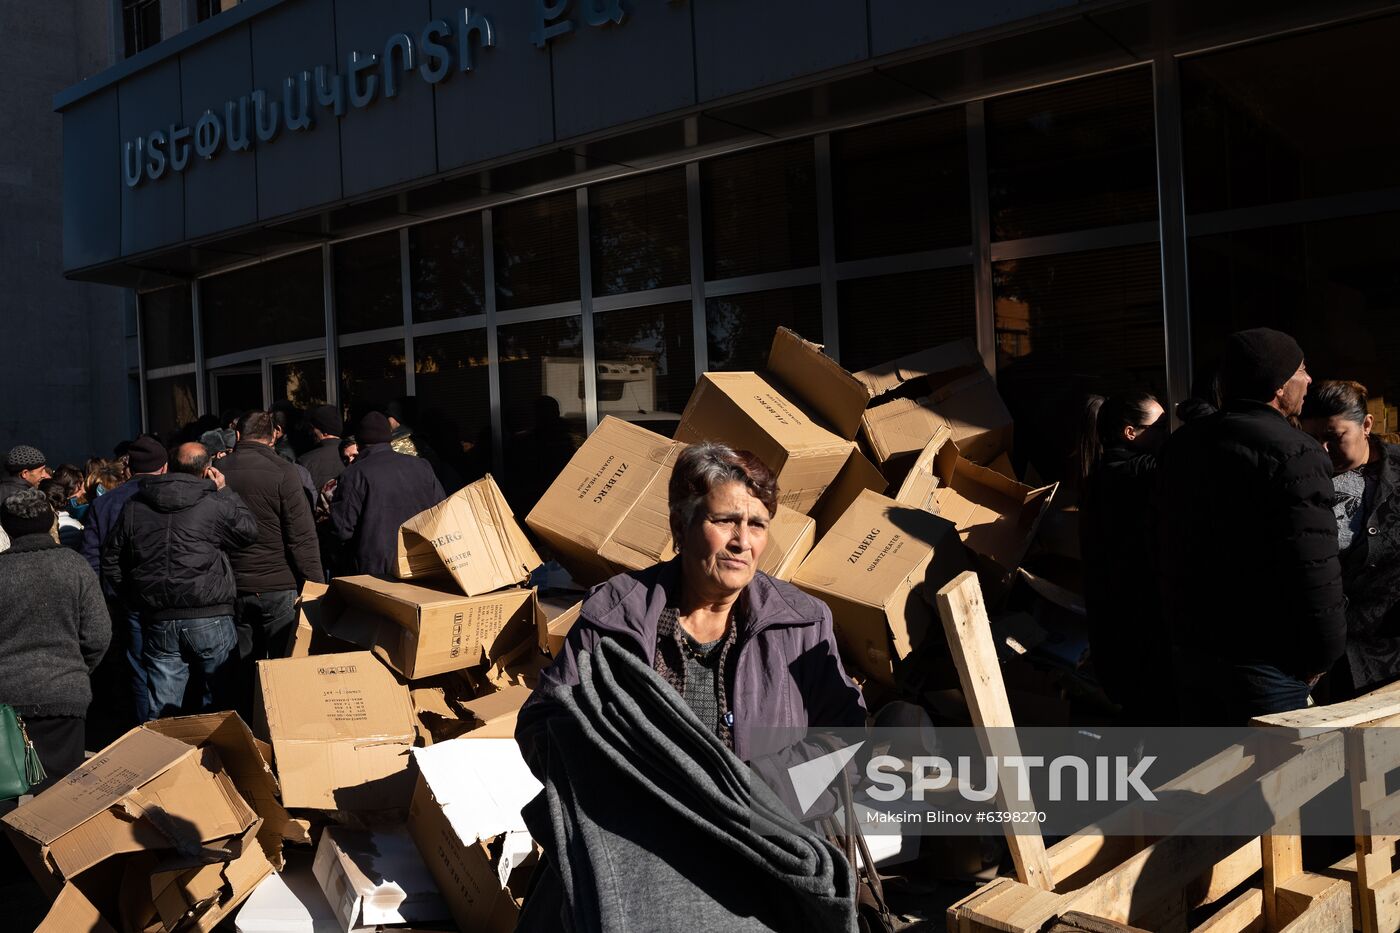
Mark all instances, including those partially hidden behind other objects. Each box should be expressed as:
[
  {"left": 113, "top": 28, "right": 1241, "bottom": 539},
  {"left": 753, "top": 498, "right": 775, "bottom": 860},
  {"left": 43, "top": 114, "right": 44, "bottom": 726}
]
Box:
[{"left": 519, "top": 442, "right": 867, "bottom": 766}]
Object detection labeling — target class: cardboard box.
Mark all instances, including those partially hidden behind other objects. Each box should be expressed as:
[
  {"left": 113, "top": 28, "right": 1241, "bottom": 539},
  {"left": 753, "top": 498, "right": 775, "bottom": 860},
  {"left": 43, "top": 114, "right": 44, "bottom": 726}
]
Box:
[
  {"left": 854, "top": 339, "right": 1014, "bottom": 467},
  {"left": 675, "top": 329, "right": 867, "bottom": 515},
  {"left": 407, "top": 739, "right": 542, "bottom": 933},
  {"left": 324, "top": 576, "right": 537, "bottom": 679},
  {"left": 313, "top": 826, "right": 450, "bottom": 932},
  {"left": 410, "top": 676, "right": 531, "bottom": 743},
  {"left": 528, "top": 415, "right": 817, "bottom": 586},
  {"left": 793, "top": 489, "right": 969, "bottom": 685},
  {"left": 395, "top": 475, "right": 541, "bottom": 595},
  {"left": 537, "top": 596, "right": 582, "bottom": 656},
  {"left": 894, "top": 431, "right": 1057, "bottom": 597},
  {"left": 290, "top": 582, "right": 359, "bottom": 659},
  {"left": 256, "top": 651, "right": 418, "bottom": 811},
  {"left": 809, "top": 447, "right": 888, "bottom": 540},
  {"left": 235, "top": 854, "right": 342, "bottom": 933}
]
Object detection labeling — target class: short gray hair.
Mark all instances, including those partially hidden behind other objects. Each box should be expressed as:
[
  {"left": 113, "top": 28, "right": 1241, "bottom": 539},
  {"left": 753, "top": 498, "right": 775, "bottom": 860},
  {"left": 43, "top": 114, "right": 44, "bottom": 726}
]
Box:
[
  {"left": 667, "top": 442, "right": 779, "bottom": 539},
  {"left": 2, "top": 487, "right": 50, "bottom": 521}
]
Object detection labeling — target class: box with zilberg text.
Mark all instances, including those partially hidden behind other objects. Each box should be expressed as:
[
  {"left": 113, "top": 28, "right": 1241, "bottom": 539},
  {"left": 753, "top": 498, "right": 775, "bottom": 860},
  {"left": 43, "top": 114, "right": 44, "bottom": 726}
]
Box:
[{"left": 394, "top": 474, "right": 541, "bottom": 594}]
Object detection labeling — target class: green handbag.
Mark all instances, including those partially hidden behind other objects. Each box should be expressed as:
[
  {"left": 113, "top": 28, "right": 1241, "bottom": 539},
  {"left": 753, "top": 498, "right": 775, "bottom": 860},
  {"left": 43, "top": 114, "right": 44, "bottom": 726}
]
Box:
[{"left": 0, "top": 705, "right": 46, "bottom": 801}]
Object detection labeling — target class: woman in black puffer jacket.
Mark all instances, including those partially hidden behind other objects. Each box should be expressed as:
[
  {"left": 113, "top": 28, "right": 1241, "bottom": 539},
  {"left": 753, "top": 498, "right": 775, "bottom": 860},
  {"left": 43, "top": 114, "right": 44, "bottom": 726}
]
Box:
[{"left": 1302, "top": 381, "right": 1400, "bottom": 698}]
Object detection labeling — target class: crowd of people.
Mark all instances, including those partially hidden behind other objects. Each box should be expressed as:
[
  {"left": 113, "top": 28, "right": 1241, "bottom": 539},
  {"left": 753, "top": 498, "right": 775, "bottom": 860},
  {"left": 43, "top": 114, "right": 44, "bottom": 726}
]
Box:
[{"left": 0, "top": 325, "right": 1396, "bottom": 805}]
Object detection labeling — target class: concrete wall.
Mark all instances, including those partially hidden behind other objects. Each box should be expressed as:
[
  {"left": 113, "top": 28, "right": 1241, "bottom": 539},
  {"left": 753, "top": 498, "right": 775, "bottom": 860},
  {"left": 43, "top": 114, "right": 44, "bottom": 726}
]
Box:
[{"left": 0, "top": 2, "right": 135, "bottom": 465}]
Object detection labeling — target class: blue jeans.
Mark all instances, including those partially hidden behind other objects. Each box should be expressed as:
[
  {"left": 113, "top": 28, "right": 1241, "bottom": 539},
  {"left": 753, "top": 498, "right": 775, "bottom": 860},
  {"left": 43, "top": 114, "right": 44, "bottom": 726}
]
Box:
[
  {"left": 1224, "top": 663, "right": 1312, "bottom": 725},
  {"left": 126, "top": 610, "right": 150, "bottom": 723},
  {"left": 142, "top": 615, "right": 238, "bottom": 719}
]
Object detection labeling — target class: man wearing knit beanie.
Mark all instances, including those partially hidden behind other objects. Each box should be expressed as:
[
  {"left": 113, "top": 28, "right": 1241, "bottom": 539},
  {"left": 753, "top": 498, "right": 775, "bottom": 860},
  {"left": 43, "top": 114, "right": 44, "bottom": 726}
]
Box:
[
  {"left": 4, "top": 444, "right": 51, "bottom": 490},
  {"left": 1156, "top": 327, "right": 1344, "bottom": 725},
  {"left": 331, "top": 410, "right": 445, "bottom": 575}
]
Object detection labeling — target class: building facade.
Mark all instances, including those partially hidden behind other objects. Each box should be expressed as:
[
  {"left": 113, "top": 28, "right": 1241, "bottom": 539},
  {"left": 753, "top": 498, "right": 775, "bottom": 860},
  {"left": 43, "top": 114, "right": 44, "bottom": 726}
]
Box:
[{"left": 50, "top": 0, "right": 1400, "bottom": 502}]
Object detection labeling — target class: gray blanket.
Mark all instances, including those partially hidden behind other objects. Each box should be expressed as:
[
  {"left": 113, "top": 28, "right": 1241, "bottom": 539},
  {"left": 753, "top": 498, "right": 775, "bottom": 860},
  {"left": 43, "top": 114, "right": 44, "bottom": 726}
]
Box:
[{"left": 518, "top": 637, "right": 857, "bottom": 933}]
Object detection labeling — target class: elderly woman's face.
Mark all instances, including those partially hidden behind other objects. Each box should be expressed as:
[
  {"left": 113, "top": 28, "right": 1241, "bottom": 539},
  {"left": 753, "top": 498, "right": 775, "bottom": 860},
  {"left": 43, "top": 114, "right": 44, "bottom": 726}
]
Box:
[{"left": 680, "top": 480, "right": 771, "bottom": 599}]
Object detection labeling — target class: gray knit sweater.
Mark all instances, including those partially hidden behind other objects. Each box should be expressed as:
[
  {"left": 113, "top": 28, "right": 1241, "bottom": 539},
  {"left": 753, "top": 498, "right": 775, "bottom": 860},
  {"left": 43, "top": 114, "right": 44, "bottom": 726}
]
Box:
[{"left": 0, "top": 534, "right": 111, "bottom": 717}]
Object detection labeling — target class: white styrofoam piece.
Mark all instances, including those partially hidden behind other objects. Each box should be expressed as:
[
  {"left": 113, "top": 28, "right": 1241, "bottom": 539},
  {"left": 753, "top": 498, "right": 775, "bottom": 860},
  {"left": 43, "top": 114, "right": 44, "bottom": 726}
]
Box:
[
  {"left": 411, "top": 737, "right": 543, "bottom": 845},
  {"left": 235, "top": 856, "right": 342, "bottom": 933},
  {"left": 313, "top": 826, "right": 450, "bottom": 932}
]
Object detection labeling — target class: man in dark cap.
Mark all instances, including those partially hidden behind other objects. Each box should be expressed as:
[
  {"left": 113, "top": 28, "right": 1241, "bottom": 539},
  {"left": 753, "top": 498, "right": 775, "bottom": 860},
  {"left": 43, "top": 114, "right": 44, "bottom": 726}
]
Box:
[
  {"left": 82, "top": 435, "right": 168, "bottom": 724},
  {"left": 331, "top": 411, "right": 445, "bottom": 575},
  {"left": 298, "top": 404, "right": 346, "bottom": 492},
  {"left": 1156, "top": 327, "right": 1345, "bottom": 724},
  {"left": 3, "top": 444, "right": 51, "bottom": 494}
]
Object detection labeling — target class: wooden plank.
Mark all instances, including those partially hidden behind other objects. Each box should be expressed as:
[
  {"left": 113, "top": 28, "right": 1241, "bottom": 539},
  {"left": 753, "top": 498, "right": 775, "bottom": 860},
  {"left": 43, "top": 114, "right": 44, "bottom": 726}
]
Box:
[
  {"left": 1277, "top": 878, "right": 1350, "bottom": 933},
  {"left": 948, "top": 879, "right": 1064, "bottom": 933},
  {"left": 1264, "top": 813, "right": 1305, "bottom": 930},
  {"left": 1370, "top": 869, "right": 1400, "bottom": 933},
  {"left": 1194, "top": 839, "right": 1263, "bottom": 907},
  {"left": 1191, "top": 888, "right": 1265, "bottom": 933},
  {"left": 1276, "top": 872, "right": 1349, "bottom": 928},
  {"left": 936, "top": 570, "right": 1053, "bottom": 891},
  {"left": 1252, "top": 689, "right": 1400, "bottom": 737},
  {"left": 1048, "top": 912, "right": 1153, "bottom": 933}
]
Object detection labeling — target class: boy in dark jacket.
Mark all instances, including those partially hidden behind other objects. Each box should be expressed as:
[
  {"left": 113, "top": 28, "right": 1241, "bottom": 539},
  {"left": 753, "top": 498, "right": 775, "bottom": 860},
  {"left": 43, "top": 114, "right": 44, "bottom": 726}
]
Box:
[
  {"left": 102, "top": 442, "right": 258, "bottom": 719},
  {"left": 1157, "top": 328, "right": 1346, "bottom": 723}
]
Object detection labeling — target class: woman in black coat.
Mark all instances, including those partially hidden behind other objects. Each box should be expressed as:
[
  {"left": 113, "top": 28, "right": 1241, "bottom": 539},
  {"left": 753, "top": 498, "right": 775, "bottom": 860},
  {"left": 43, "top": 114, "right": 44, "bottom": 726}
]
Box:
[
  {"left": 1302, "top": 380, "right": 1400, "bottom": 698},
  {"left": 1078, "top": 391, "right": 1171, "bottom": 724}
]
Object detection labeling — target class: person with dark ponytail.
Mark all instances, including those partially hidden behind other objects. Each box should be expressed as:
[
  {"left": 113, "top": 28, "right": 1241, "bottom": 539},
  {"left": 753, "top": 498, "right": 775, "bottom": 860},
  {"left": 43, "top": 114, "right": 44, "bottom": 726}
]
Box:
[
  {"left": 1078, "top": 391, "right": 1170, "bottom": 724},
  {"left": 1301, "top": 381, "right": 1400, "bottom": 697}
]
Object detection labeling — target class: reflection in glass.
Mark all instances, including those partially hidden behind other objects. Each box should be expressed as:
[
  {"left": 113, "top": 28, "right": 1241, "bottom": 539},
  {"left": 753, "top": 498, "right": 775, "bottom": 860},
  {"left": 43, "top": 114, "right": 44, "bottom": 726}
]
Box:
[
  {"left": 147, "top": 374, "right": 198, "bottom": 439},
  {"left": 592, "top": 303, "right": 696, "bottom": 438},
  {"left": 702, "top": 140, "right": 818, "bottom": 280},
  {"left": 837, "top": 268, "right": 976, "bottom": 374},
  {"left": 416, "top": 330, "right": 492, "bottom": 486},
  {"left": 705, "top": 286, "right": 823, "bottom": 372},
  {"left": 335, "top": 232, "right": 403, "bottom": 335},
  {"left": 1188, "top": 212, "right": 1400, "bottom": 412},
  {"left": 590, "top": 169, "right": 689, "bottom": 296},
  {"left": 993, "top": 244, "right": 1165, "bottom": 482},
  {"left": 209, "top": 368, "right": 263, "bottom": 419},
  {"left": 494, "top": 192, "right": 580, "bottom": 311},
  {"left": 339, "top": 340, "right": 407, "bottom": 425},
  {"left": 1182, "top": 15, "right": 1400, "bottom": 214},
  {"left": 986, "top": 69, "right": 1157, "bottom": 241},
  {"left": 498, "top": 317, "right": 584, "bottom": 514},
  {"left": 141, "top": 285, "right": 194, "bottom": 370},
  {"left": 201, "top": 250, "right": 325, "bottom": 358},
  {"left": 270, "top": 358, "right": 327, "bottom": 410},
  {"left": 410, "top": 214, "right": 485, "bottom": 323},
  {"left": 832, "top": 110, "right": 971, "bottom": 261}
]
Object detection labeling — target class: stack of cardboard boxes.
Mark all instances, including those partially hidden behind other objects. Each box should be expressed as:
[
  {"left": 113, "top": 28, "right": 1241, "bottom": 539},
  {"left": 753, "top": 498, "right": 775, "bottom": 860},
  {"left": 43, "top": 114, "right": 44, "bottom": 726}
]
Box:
[{"left": 2, "top": 327, "right": 1058, "bottom": 932}]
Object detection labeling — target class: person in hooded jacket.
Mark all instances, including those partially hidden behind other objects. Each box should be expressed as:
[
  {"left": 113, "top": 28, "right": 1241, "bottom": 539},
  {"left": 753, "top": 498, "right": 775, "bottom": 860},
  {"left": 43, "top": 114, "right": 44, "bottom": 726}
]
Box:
[
  {"left": 102, "top": 442, "right": 258, "bottom": 719},
  {"left": 1077, "top": 392, "right": 1171, "bottom": 724}
]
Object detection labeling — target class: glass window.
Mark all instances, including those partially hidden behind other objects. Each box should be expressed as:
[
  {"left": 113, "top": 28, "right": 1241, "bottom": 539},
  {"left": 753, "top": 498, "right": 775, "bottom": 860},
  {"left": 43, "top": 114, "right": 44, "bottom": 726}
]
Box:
[
  {"left": 415, "top": 330, "right": 492, "bottom": 486},
  {"left": 201, "top": 250, "right": 325, "bottom": 358},
  {"left": 335, "top": 232, "right": 403, "bottom": 335},
  {"left": 705, "top": 286, "right": 823, "bottom": 372},
  {"left": 209, "top": 367, "right": 263, "bottom": 418},
  {"left": 494, "top": 192, "right": 580, "bottom": 311},
  {"left": 592, "top": 303, "right": 696, "bottom": 438},
  {"left": 993, "top": 244, "right": 1165, "bottom": 481},
  {"left": 270, "top": 358, "right": 327, "bottom": 410},
  {"left": 197, "top": 0, "right": 240, "bottom": 22},
  {"left": 1188, "top": 212, "right": 1400, "bottom": 414},
  {"left": 837, "top": 268, "right": 976, "bottom": 373},
  {"left": 146, "top": 374, "right": 197, "bottom": 440},
  {"left": 339, "top": 340, "right": 407, "bottom": 424},
  {"left": 141, "top": 285, "right": 194, "bottom": 370},
  {"left": 410, "top": 214, "right": 485, "bottom": 324},
  {"left": 498, "top": 317, "right": 585, "bottom": 514},
  {"left": 1182, "top": 16, "right": 1400, "bottom": 214},
  {"left": 832, "top": 110, "right": 971, "bottom": 261},
  {"left": 590, "top": 169, "right": 689, "bottom": 297},
  {"left": 122, "top": 0, "right": 161, "bottom": 58},
  {"left": 986, "top": 69, "right": 1157, "bottom": 241},
  {"left": 702, "top": 140, "right": 819, "bottom": 280}
]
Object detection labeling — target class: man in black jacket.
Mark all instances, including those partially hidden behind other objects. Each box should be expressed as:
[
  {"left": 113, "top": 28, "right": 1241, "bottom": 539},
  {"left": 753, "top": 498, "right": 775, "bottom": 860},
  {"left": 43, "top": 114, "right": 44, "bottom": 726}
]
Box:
[
  {"left": 1157, "top": 328, "right": 1346, "bottom": 724},
  {"left": 298, "top": 405, "right": 346, "bottom": 491},
  {"left": 102, "top": 443, "right": 257, "bottom": 718},
  {"left": 332, "top": 411, "right": 445, "bottom": 575},
  {"left": 220, "top": 411, "right": 323, "bottom": 716}
]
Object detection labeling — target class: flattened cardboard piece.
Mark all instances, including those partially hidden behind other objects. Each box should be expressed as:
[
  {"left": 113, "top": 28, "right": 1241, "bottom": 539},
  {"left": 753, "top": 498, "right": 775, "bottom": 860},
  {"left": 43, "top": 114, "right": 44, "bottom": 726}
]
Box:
[
  {"left": 764, "top": 327, "right": 870, "bottom": 441},
  {"left": 793, "top": 489, "right": 968, "bottom": 685},
  {"left": 143, "top": 712, "right": 295, "bottom": 869},
  {"left": 312, "top": 826, "right": 449, "bottom": 932},
  {"left": 676, "top": 372, "right": 855, "bottom": 514},
  {"left": 256, "top": 652, "right": 417, "bottom": 811},
  {"left": 1, "top": 729, "right": 261, "bottom": 882},
  {"left": 145, "top": 819, "right": 273, "bottom": 933},
  {"left": 852, "top": 338, "right": 982, "bottom": 400},
  {"left": 395, "top": 474, "right": 541, "bottom": 595},
  {"left": 810, "top": 447, "right": 888, "bottom": 540},
  {"left": 526, "top": 417, "right": 679, "bottom": 585},
  {"left": 325, "top": 577, "right": 537, "bottom": 679},
  {"left": 537, "top": 598, "right": 582, "bottom": 656},
  {"left": 35, "top": 882, "right": 120, "bottom": 933},
  {"left": 408, "top": 739, "right": 541, "bottom": 933}
]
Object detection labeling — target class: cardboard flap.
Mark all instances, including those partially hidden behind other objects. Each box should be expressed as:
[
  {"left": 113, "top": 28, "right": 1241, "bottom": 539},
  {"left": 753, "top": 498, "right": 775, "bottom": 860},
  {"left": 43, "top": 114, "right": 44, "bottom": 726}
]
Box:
[
  {"left": 853, "top": 339, "right": 981, "bottom": 399},
  {"left": 756, "top": 506, "right": 816, "bottom": 582},
  {"left": 893, "top": 428, "right": 957, "bottom": 511},
  {"left": 412, "top": 739, "right": 542, "bottom": 845},
  {"left": 764, "top": 327, "right": 869, "bottom": 440},
  {"left": 811, "top": 447, "right": 889, "bottom": 539},
  {"left": 397, "top": 475, "right": 541, "bottom": 596},
  {"left": 3, "top": 728, "right": 193, "bottom": 846},
  {"left": 36, "top": 882, "right": 119, "bottom": 933}
]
